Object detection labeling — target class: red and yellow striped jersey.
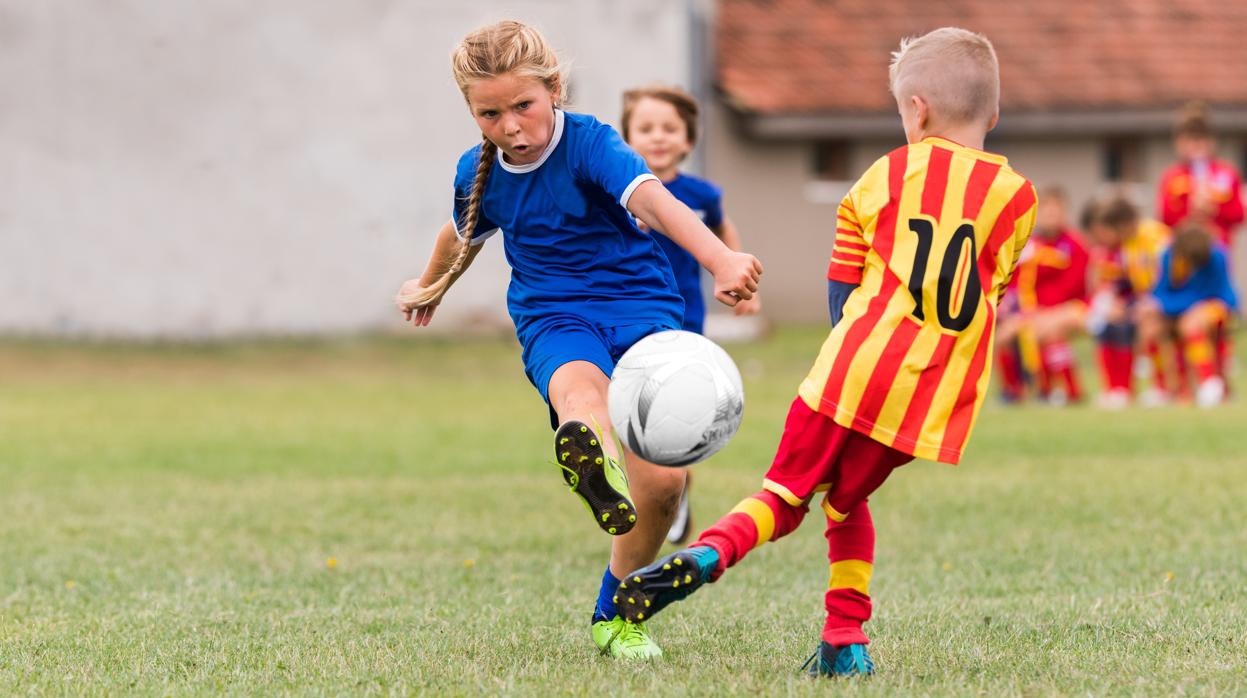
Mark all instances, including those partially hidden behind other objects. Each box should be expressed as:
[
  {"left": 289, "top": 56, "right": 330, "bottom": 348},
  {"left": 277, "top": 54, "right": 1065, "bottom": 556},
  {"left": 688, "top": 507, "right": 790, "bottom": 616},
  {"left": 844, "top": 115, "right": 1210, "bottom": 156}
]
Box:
[{"left": 799, "top": 137, "right": 1037, "bottom": 464}]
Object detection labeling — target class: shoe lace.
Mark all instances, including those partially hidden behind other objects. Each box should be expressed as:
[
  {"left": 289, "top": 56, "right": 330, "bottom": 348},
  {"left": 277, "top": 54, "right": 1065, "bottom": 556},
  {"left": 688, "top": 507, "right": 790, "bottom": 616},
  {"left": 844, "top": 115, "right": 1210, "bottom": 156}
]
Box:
[
  {"left": 799, "top": 650, "right": 820, "bottom": 674},
  {"left": 615, "top": 621, "right": 649, "bottom": 648}
]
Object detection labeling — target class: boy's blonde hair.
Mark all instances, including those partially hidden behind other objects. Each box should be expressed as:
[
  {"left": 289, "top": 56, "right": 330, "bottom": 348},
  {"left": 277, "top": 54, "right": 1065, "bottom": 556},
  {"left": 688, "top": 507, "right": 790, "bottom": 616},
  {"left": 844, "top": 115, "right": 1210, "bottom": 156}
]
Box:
[
  {"left": 403, "top": 20, "right": 567, "bottom": 309},
  {"left": 889, "top": 27, "right": 999, "bottom": 128}
]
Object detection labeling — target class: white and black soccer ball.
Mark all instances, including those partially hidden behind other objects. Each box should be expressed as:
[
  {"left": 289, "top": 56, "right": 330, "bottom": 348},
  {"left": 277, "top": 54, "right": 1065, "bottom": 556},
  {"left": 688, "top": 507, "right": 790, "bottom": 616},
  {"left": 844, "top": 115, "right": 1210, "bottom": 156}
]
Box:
[{"left": 608, "top": 330, "right": 745, "bottom": 467}]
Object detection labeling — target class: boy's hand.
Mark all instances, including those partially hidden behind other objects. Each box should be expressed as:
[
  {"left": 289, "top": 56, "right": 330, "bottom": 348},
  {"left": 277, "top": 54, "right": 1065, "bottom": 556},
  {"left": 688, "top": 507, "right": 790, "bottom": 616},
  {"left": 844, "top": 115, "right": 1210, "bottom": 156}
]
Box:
[
  {"left": 708, "top": 250, "right": 763, "bottom": 307},
  {"left": 396, "top": 278, "right": 440, "bottom": 327}
]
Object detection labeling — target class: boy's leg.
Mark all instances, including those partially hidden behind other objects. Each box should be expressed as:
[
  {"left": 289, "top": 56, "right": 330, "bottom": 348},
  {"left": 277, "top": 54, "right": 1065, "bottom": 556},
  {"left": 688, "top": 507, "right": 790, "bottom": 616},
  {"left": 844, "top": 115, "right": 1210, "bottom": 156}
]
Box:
[
  {"left": 615, "top": 398, "right": 850, "bottom": 623},
  {"left": 816, "top": 430, "right": 911, "bottom": 650},
  {"left": 1180, "top": 301, "right": 1229, "bottom": 406},
  {"left": 995, "top": 341, "right": 1027, "bottom": 402},
  {"left": 823, "top": 501, "right": 875, "bottom": 647}
]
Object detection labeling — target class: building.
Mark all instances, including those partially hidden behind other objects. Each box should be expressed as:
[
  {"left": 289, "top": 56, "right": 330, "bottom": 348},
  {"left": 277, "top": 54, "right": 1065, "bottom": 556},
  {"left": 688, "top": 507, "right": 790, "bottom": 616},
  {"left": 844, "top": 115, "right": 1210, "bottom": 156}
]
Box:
[
  {"left": 705, "top": 0, "right": 1247, "bottom": 322},
  {"left": 0, "top": 1, "right": 700, "bottom": 337}
]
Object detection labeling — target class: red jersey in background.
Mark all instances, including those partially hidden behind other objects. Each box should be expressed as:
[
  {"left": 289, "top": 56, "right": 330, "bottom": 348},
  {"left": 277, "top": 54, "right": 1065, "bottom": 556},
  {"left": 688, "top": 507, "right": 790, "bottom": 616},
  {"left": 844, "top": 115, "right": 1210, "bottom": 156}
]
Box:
[{"left": 1157, "top": 158, "right": 1244, "bottom": 245}]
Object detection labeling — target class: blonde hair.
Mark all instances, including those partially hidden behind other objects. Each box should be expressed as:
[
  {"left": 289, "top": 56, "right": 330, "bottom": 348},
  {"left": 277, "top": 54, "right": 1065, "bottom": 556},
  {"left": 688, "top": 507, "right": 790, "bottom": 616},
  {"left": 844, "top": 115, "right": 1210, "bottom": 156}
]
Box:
[
  {"left": 889, "top": 27, "right": 999, "bottom": 127},
  {"left": 621, "top": 84, "right": 701, "bottom": 148},
  {"left": 400, "top": 20, "right": 566, "bottom": 309}
]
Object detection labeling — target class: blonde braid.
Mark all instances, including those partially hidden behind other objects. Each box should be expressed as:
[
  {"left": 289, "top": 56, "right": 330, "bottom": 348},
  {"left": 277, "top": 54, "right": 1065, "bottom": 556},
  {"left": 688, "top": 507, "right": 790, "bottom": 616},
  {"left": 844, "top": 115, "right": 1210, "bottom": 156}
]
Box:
[{"left": 399, "top": 137, "right": 496, "bottom": 308}]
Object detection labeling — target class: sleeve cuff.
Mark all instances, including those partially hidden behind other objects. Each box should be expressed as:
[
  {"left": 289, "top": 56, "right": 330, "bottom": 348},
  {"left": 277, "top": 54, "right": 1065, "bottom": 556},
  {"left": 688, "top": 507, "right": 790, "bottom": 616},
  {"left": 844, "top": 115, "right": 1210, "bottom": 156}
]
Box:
[
  {"left": 827, "top": 263, "right": 863, "bottom": 285},
  {"left": 620, "top": 173, "right": 660, "bottom": 209},
  {"left": 450, "top": 217, "right": 499, "bottom": 246}
]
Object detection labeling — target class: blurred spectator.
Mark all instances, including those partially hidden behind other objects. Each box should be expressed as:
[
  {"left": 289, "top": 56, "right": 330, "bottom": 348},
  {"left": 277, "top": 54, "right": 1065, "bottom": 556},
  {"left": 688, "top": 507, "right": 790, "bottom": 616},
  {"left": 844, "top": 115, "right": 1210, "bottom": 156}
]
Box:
[
  {"left": 1157, "top": 102, "right": 1245, "bottom": 247},
  {"left": 996, "top": 187, "right": 1090, "bottom": 404},
  {"left": 1084, "top": 193, "right": 1169, "bottom": 408},
  {"left": 1137, "top": 222, "right": 1238, "bottom": 407}
]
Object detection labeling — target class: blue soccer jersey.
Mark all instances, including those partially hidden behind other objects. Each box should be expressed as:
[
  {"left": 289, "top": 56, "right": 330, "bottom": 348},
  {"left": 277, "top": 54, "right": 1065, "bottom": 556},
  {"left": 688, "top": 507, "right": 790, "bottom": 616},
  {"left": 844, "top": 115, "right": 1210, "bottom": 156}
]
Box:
[
  {"left": 1151, "top": 245, "right": 1238, "bottom": 317},
  {"left": 451, "top": 110, "right": 684, "bottom": 340},
  {"left": 650, "top": 173, "right": 724, "bottom": 333}
]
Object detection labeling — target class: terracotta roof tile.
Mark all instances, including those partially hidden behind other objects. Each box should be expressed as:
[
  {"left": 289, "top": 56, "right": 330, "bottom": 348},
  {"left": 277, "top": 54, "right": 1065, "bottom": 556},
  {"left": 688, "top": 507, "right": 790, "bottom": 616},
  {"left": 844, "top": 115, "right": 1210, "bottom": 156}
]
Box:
[{"left": 717, "top": 0, "right": 1247, "bottom": 114}]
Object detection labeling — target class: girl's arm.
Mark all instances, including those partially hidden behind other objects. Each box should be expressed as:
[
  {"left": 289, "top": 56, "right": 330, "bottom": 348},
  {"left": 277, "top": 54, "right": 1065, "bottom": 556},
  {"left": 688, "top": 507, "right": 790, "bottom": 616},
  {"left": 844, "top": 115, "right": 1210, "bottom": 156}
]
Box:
[
  {"left": 713, "top": 215, "right": 761, "bottom": 315},
  {"left": 396, "top": 219, "right": 485, "bottom": 326},
  {"left": 627, "top": 180, "right": 762, "bottom": 306}
]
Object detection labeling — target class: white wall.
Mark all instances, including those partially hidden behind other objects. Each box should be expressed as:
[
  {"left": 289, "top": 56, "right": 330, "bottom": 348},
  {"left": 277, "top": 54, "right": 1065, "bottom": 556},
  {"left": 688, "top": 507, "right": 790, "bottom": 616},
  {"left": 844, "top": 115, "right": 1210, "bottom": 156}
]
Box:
[{"left": 0, "top": 0, "right": 693, "bottom": 337}]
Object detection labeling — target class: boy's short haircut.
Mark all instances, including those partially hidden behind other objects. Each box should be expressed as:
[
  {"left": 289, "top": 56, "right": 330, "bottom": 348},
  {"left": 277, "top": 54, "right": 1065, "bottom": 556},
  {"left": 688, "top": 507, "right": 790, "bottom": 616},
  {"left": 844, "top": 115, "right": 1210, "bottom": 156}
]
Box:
[
  {"left": 1039, "top": 185, "right": 1067, "bottom": 204},
  {"left": 889, "top": 27, "right": 999, "bottom": 127},
  {"left": 1095, "top": 192, "right": 1140, "bottom": 229},
  {"left": 1175, "top": 100, "right": 1212, "bottom": 138},
  {"left": 621, "top": 85, "right": 700, "bottom": 147}
]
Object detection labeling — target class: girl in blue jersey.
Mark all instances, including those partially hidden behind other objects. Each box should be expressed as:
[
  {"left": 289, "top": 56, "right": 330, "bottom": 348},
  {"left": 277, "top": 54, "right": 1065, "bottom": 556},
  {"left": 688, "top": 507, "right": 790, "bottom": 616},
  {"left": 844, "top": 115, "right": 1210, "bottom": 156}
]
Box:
[
  {"left": 621, "top": 85, "right": 761, "bottom": 545},
  {"left": 395, "top": 21, "right": 762, "bottom": 660}
]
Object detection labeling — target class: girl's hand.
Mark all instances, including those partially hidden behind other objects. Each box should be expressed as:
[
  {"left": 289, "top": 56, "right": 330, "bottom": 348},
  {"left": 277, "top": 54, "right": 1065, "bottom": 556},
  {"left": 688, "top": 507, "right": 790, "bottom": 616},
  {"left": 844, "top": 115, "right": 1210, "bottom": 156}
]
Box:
[
  {"left": 733, "top": 293, "right": 761, "bottom": 316},
  {"left": 396, "top": 278, "right": 440, "bottom": 327},
  {"left": 708, "top": 250, "right": 763, "bottom": 307}
]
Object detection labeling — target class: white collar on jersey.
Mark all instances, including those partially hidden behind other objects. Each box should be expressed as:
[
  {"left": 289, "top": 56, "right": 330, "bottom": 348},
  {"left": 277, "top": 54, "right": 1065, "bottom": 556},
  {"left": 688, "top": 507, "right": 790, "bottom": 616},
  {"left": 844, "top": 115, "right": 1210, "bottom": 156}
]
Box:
[{"left": 497, "top": 109, "right": 565, "bottom": 174}]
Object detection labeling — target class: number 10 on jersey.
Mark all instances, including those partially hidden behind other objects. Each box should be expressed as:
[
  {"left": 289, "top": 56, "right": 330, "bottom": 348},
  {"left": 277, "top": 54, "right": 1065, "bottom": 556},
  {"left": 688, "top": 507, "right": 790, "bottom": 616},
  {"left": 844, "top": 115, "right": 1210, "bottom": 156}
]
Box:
[{"left": 905, "top": 218, "right": 982, "bottom": 332}]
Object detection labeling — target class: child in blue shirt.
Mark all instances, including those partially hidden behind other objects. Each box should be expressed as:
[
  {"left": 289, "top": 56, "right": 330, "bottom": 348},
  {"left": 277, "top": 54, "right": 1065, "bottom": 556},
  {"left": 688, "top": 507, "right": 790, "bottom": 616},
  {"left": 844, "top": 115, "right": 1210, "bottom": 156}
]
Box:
[
  {"left": 621, "top": 85, "right": 761, "bottom": 545},
  {"left": 1139, "top": 221, "right": 1238, "bottom": 406},
  {"left": 395, "top": 21, "right": 762, "bottom": 660}
]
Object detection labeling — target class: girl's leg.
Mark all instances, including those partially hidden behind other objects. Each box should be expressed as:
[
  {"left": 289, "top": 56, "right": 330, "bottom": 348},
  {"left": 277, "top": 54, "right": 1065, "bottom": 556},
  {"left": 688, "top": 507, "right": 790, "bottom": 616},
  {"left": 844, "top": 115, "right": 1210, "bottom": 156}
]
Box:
[{"left": 548, "top": 361, "right": 686, "bottom": 598}]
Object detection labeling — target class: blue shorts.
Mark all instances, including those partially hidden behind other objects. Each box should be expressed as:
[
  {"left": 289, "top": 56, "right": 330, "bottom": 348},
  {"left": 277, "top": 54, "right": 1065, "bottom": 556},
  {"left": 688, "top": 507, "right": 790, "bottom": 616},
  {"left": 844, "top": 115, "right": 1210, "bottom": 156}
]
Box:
[{"left": 519, "top": 315, "right": 677, "bottom": 429}]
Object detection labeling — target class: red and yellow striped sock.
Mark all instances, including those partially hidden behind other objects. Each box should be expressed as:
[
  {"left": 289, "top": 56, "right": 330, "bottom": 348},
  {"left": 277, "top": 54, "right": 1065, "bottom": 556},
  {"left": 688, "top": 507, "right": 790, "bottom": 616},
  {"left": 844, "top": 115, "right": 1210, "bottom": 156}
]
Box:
[
  {"left": 694, "top": 490, "right": 808, "bottom": 581},
  {"left": 1184, "top": 331, "right": 1217, "bottom": 381},
  {"left": 822, "top": 500, "right": 875, "bottom": 646}
]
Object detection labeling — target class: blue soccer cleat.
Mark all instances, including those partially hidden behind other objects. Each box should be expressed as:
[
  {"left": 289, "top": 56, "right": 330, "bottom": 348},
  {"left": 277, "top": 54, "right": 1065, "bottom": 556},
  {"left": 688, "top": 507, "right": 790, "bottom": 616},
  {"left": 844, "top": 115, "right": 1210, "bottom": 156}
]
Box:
[
  {"left": 615, "top": 546, "right": 719, "bottom": 623},
  {"left": 801, "top": 641, "right": 875, "bottom": 677}
]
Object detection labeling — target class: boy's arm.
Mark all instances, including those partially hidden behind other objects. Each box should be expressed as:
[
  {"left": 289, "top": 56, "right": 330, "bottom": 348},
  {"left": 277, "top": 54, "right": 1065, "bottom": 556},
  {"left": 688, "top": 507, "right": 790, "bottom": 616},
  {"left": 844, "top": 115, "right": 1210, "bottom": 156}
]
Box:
[
  {"left": 825, "top": 189, "right": 867, "bottom": 324},
  {"left": 1158, "top": 168, "right": 1186, "bottom": 228},
  {"left": 1217, "top": 168, "right": 1245, "bottom": 229},
  {"left": 628, "top": 179, "right": 762, "bottom": 306},
  {"left": 395, "top": 219, "right": 485, "bottom": 326},
  {"left": 997, "top": 195, "right": 1038, "bottom": 302}
]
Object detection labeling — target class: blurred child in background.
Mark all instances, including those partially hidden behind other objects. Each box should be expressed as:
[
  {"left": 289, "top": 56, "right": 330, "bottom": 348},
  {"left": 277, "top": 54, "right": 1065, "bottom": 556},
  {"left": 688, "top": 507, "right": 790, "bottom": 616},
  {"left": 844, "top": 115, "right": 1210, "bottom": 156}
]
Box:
[
  {"left": 1138, "top": 222, "right": 1238, "bottom": 407},
  {"left": 1085, "top": 193, "right": 1169, "bottom": 408},
  {"left": 995, "top": 186, "right": 1089, "bottom": 404},
  {"left": 621, "top": 85, "right": 760, "bottom": 545},
  {"left": 1157, "top": 102, "right": 1242, "bottom": 386},
  {"left": 1158, "top": 102, "right": 1244, "bottom": 248}
]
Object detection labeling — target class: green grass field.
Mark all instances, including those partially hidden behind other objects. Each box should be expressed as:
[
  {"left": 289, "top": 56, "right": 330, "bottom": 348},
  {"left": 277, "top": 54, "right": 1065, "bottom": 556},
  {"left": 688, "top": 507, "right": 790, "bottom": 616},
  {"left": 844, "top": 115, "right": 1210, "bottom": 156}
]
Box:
[{"left": 2, "top": 327, "right": 1245, "bottom": 696}]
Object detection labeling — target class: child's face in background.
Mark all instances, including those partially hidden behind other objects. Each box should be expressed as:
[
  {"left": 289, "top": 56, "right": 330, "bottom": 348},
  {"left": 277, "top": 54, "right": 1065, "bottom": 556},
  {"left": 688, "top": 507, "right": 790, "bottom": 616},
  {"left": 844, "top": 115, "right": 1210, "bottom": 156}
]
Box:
[
  {"left": 625, "top": 97, "right": 692, "bottom": 178},
  {"left": 1176, "top": 133, "right": 1214, "bottom": 162},
  {"left": 1036, "top": 197, "right": 1067, "bottom": 239},
  {"left": 1089, "top": 222, "right": 1128, "bottom": 249},
  {"left": 466, "top": 72, "right": 558, "bottom": 166}
]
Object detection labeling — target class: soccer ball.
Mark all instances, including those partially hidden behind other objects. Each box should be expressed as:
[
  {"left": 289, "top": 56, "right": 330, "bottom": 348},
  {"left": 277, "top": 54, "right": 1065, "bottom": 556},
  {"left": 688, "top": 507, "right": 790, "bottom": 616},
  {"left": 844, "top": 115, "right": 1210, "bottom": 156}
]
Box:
[{"left": 608, "top": 330, "right": 745, "bottom": 466}]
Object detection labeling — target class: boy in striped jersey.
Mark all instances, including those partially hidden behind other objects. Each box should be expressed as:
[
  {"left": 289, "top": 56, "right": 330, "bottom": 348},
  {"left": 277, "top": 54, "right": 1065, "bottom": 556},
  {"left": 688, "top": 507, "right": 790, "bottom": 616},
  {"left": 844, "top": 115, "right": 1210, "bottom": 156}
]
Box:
[{"left": 613, "top": 28, "right": 1036, "bottom": 676}]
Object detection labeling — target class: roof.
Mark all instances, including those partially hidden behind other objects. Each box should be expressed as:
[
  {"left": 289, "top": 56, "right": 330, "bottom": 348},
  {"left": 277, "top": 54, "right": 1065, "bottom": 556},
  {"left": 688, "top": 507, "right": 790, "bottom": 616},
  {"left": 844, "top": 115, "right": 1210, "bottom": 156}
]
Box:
[{"left": 717, "top": 0, "right": 1247, "bottom": 135}]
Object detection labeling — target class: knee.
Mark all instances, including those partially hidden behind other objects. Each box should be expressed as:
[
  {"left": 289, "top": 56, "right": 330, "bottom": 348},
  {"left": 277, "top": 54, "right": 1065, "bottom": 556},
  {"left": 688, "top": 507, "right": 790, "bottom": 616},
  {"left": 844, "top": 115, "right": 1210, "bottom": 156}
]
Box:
[
  {"left": 552, "top": 381, "right": 608, "bottom": 422},
  {"left": 634, "top": 465, "right": 685, "bottom": 515}
]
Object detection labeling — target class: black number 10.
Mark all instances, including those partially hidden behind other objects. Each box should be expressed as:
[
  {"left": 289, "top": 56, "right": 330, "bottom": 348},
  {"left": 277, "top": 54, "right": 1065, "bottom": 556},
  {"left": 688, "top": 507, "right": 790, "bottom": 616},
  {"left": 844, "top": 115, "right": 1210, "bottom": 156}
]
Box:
[{"left": 906, "top": 219, "right": 982, "bottom": 332}]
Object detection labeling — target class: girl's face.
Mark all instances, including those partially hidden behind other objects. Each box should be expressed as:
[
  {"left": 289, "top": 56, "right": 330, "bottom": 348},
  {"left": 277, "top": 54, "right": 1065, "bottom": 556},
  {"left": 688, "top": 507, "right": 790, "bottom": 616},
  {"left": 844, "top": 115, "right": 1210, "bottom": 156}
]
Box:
[
  {"left": 626, "top": 97, "right": 691, "bottom": 177},
  {"left": 466, "top": 72, "right": 558, "bottom": 165}
]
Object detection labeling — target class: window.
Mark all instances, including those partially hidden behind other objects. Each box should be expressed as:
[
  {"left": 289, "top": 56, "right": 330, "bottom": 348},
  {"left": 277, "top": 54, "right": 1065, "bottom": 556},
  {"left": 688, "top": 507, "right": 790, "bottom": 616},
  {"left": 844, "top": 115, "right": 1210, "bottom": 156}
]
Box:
[
  {"left": 811, "top": 140, "right": 851, "bottom": 181},
  {"left": 1103, "top": 138, "right": 1143, "bottom": 182}
]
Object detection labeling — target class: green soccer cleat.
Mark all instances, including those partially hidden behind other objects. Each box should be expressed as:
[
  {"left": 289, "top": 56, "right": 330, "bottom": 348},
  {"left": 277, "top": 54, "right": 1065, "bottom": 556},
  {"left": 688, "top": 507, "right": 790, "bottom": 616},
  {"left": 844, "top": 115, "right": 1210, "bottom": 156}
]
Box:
[
  {"left": 591, "top": 616, "right": 663, "bottom": 659},
  {"left": 800, "top": 641, "right": 875, "bottom": 678},
  {"left": 615, "top": 546, "right": 719, "bottom": 623},
  {"left": 555, "top": 420, "right": 637, "bottom": 536},
  {"left": 591, "top": 616, "right": 624, "bottom": 653}
]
